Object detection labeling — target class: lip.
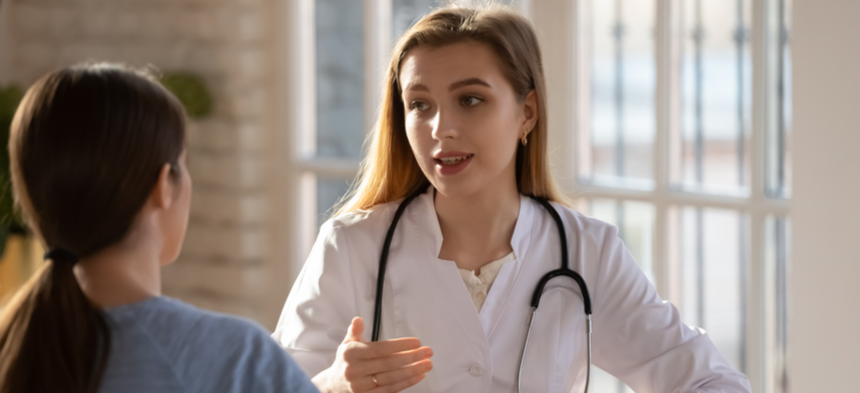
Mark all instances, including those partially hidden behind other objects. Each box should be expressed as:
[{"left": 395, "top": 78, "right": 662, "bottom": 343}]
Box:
[{"left": 433, "top": 151, "right": 473, "bottom": 176}]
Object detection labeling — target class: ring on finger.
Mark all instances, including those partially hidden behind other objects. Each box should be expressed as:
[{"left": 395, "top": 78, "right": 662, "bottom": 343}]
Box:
[{"left": 372, "top": 374, "right": 379, "bottom": 387}]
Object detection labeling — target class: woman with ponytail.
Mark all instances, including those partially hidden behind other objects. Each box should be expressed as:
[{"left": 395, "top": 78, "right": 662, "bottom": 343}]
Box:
[{"left": 0, "top": 63, "right": 318, "bottom": 393}]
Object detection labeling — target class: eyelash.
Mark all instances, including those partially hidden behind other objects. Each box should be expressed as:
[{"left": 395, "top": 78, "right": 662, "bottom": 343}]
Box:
[{"left": 408, "top": 95, "right": 484, "bottom": 112}]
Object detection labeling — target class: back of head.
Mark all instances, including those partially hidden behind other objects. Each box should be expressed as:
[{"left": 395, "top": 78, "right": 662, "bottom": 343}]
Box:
[{"left": 0, "top": 63, "right": 185, "bottom": 393}]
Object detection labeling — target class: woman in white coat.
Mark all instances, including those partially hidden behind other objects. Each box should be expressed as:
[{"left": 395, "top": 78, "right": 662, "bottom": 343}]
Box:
[{"left": 273, "top": 5, "right": 751, "bottom": 393}]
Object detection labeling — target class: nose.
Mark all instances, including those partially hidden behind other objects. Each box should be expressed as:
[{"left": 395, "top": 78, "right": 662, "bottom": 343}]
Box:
[{"left": 430, "top": 106, "right": 458, "bottom": 141}]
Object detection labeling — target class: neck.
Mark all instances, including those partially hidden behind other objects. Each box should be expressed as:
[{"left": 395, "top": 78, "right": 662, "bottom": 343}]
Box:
[
  {"left": 435, "top": 182, "right": 520, "bottom": 271},
  {"left": 74, "top": 233, "right": 162, "bottom": 309}
]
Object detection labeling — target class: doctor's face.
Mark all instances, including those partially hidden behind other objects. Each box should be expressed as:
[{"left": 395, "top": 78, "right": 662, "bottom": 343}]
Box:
[{"left": 399, "top": 41, "right": 537, "bottom": 199}]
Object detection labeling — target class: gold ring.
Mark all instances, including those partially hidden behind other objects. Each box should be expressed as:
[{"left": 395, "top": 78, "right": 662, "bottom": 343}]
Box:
[{"left": 372, "top": 374, "right": 379, "bottom": 387}]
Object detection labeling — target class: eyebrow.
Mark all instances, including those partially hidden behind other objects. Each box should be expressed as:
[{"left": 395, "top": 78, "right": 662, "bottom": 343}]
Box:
[{"left": 403, "top": 78, "right": 492, "bottom": 93}]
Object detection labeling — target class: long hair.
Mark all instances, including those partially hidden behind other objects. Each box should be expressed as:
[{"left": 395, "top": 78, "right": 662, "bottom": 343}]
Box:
[
  {"left": 0, "top": 63, "right": 186, "bottom": 393},
  {"left": 335, "top": 4, "right": 567, "bottom": 216}
]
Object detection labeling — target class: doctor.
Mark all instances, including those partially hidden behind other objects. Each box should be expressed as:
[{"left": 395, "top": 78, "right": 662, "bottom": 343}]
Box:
[{"left": 273, "top": 5, "right": 751, "bottom": 393}]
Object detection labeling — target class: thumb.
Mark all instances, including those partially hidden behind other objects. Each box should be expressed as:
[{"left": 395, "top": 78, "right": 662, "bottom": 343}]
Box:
[{"left": 344, "top": 316, "right": 364, "bottom": 343}]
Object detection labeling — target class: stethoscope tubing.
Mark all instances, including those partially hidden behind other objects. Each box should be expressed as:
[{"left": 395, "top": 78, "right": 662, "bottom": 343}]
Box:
[{"left": 371, "top": 190, "right": 592, "bottom": 393}]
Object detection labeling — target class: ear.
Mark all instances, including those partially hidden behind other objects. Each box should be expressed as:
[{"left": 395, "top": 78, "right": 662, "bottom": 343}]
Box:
[
  {"left": 149, "top": 163, "right": 176, "bottom": 210},
  {"left": 521, "top": 90, "right": 539, "bottom": 137}
]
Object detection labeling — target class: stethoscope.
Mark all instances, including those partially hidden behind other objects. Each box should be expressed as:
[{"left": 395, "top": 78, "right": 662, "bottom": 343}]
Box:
[{"left": 370, "top": 189, "right": 593, "bottom": 393}]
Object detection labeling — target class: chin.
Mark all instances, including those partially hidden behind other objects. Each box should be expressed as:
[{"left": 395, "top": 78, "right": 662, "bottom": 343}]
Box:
[{"left": 431, "top": 176, "right": 485, "bottom": 200}]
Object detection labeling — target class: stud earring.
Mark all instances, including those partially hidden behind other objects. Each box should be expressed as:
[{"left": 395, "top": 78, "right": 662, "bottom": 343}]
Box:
[{"left": 521, "top": 134, "right": 528, "bottom": 146}]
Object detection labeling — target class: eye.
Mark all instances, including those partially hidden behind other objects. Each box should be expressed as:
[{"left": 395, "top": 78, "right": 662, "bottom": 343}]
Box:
[
  {"left": 409, "top": 101, "right": 429, "bottom": 112},
  {"left": 461, "top": 95, "right": 483, "bottom": 107}
]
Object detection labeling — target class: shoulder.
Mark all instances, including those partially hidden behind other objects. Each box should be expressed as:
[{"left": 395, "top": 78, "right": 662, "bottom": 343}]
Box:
[
  {"left": 324, "top": 199, "right": 401, "bottom": 235},
  {"left": 111, "top": 297, "right": 276, "bottom": 361},
  {"left": 540, "top": 199, "right": 620, "bottom": 246},
  {"left": 112, "top": 297, "right": 315, "bottom": 391}
]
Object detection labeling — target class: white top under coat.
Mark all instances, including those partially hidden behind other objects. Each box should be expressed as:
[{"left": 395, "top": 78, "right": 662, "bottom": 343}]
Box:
[
  {"left": 458, "top": 252, "right": 515, "bottom": 312},
  {"left": 273, "top": 187, "right": 751, "bottom": 393}
]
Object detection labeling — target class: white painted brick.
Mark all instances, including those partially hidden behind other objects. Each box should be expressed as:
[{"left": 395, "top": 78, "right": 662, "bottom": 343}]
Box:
[
  {"left": 181, "top": 223, "right": 268, "bottom": 260},
  {"left": 58, "top": 43, "right": 114, "bottom": 66},
  {"left": 227, "top": 8, "right": 266, "bottom": 43},
  {"left": 187, "top": 119, "right": 266, "bottom": 153},
  {"left": 138, "top": 9, "right": 176, "bottom": 41},
  {"left": 190, "top": 191, "right": 268, "bottom": 224},
  {"left": 220, "top": 87, "right": 266, "bottom": 118},
  {"left": 113, "top": 11, "right": 143, "bottom": 39},
  {"left": 80, "top": 7, "right": 113, "bottom": 38},
  {"left": 13, "top": 5, "right": 51, "bottom": 38},
  {"left": 161, "top": 262, "right": 268, "bottom": 300},
  {"left": 189, "top": 153, "right": 266, "bottom": 189},
  {"left": 16, "top": 42, "right": 56, "bottom": 72},
  {"left": 50, "top": 7, "right": 81, "bottom": 40},
  {"left": 230, "top": 47, "right": 266, "bottom": 83},
  {"left": 177, "top": 8, "right": 218, "bottom": 41}
]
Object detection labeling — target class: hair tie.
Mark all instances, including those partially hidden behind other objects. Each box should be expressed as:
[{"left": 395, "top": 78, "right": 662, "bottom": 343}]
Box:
[{"left": 44, "top": 248, "right": 80, "bottom": 266}]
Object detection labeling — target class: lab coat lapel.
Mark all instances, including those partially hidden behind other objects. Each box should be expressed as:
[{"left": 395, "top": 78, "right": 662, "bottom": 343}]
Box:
[
  {"left": 385, "top": 188, "right": 491, "bottom": 387},
  {"left": 479, "top": 195, "right": 537, "bottom": 337}
]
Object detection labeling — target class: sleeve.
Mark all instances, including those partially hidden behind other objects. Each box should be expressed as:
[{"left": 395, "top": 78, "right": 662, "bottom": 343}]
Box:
[
  {"left": 590, "top": 225, "right": 752, "bottom": 393},
  {"left": 271, "top": 220, "right": 360, "bottom": 379},
  {"left": 193, "top": 317, "right": 321, "bottom": 393}
]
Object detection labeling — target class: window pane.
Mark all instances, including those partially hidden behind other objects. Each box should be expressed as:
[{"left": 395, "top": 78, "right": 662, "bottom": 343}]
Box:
[
  {"left": 392, "top": 0, "right": 445, "bottom": 43},
  {"left": 317, "top": 177, "right": 351, "bottom": 228},
  {"left": 672, "top": 206, "right": 747, "bottom": 372},
  {"left": 577, "top": 197, "right": 654, "bottom": 393},
  {"left": 765, "top": 0, "right": 792, "bottom": 198},
  {"left": 764, "top": 215, "right": 790, "bottom": 392},
  {"left": 675, "top": 0, "right": 751, "bottom": 194},
  {"left": 316, "top": 0, "right": 365, "bottom": 159},
  {"left": 577, "top": 198, "right": 655, "bottom": 283},
  {"left": 582, "top": 0, "right": 656, "bottom": 187}
]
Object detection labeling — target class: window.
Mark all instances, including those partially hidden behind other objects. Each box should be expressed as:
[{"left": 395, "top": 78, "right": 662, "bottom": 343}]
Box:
[{"left": 293, "top": 1, "right": 790, "bottom": 391}]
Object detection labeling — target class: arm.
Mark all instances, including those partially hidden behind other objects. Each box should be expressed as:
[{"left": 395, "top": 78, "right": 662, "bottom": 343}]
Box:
[
  {"left": 591, "top": 225, "right": 751, "bottom": 392},
  {"left": 272, "top": 220, "right": 432, "bottom": 393}
]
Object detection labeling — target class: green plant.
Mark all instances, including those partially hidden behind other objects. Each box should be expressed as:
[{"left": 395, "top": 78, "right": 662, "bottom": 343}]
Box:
[{"left": 160, "top": 72, "right": 213, "bottom": 119}]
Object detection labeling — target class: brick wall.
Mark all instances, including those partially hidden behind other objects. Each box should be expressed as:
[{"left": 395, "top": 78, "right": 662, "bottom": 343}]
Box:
[{"left": 2, "top": 0, "right": 295, "bottom": 329}]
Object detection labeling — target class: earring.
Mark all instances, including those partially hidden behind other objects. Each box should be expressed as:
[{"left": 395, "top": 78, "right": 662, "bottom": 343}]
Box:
[{"left": 521, "top": 134, "right": 528, "bottom": 146}]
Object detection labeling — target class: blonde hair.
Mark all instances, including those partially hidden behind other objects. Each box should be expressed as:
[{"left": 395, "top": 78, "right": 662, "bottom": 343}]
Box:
[{"left": 335, "top": 4, "right": 567, "bottom": 216}]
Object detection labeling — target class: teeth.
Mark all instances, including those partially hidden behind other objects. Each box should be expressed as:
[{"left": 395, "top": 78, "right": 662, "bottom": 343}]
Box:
[{"left": 439, "top": 156, "right": 468, "bottom": 165}]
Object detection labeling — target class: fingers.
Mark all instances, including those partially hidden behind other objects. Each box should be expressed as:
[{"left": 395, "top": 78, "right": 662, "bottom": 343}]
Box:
[
  {"left": 353, "top": 346, "right": 433, "bottom": 376},
  {"left": 374, "top": 359, "right": 433, "bottom": 387},
  {"left": 368, "top": 372, "right": 427, "bottom": 393},
  {"left": 344, "top": 317, "right": 365, "bottom": 343},
  {"left": 343, "top": 337, "right": 423, "bottom": 361}
]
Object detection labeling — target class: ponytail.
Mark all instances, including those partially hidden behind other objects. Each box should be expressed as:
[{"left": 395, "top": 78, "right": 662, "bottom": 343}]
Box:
[
  {"left": 0, "top": 64, "right": 184, "bottom": 393},
  {"left": 0, "top": 256, "right": 111, "bottom": 393}
]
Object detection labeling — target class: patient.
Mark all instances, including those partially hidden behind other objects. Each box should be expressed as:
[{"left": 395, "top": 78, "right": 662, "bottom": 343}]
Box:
[{"left": 0, "top": 63, "right": 318, "bottom": 393}]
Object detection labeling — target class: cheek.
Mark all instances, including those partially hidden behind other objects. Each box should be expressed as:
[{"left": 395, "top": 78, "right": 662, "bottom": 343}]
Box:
[{"left": 405, "top": 117, "right": 431, "bottom": 159}]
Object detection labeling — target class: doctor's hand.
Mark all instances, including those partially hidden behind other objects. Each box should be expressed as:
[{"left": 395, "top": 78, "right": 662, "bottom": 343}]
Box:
[{"left": 312, "top": 317, "right": 434, "bottom": 393}]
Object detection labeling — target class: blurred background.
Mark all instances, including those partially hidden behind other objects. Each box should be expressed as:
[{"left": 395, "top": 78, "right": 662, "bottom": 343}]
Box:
[{"left": 0, "top": 0, "right": 856, "bottom": 392}]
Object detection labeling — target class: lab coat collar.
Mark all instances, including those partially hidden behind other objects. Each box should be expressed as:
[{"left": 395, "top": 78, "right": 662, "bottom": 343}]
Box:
[{"left": 414, "top": 185, "right": 537, "bottom": 269}]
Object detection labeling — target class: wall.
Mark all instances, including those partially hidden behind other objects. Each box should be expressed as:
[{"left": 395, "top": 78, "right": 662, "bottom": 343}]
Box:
[
  {"left": 0, "top": 0, "right": 296, "bottom": 329},
  {"left": 791, "top": 0, "right": 860, "bottom": 390}
]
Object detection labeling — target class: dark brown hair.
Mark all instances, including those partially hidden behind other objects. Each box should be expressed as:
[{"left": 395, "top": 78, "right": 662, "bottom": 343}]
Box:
[{"left": 0, "top": 63, "right": 186, "bottom": 393}]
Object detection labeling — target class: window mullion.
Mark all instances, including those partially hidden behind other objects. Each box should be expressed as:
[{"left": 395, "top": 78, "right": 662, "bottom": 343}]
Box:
[
  {"left": 365, "top": 0, "right": 391, "bottom": 139},
  {"left": 748, "top": 0, "right": 771, "bottom": 390}
]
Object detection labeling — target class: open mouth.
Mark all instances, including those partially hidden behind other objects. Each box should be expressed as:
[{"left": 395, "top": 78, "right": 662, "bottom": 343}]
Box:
[
  {"left": 435, "top": 155, "right": 473, "bottom": 166},
  {"left": 433, "top": 154, "right": 474, "bottom": 175}
]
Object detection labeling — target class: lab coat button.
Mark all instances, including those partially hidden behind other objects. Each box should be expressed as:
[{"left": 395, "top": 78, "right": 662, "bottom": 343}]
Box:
[{"left": 469, "top": 363, "right": 485, "bottom": 376}]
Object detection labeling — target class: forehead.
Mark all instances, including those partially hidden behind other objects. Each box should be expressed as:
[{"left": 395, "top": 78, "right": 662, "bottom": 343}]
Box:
[{"left": 399, "top": 41, "right": 507, "bottom": 89}]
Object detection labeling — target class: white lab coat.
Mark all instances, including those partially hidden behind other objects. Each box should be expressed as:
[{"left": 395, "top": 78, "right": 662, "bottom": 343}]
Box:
[{"left": 273, "top": 188, "right": 751, "bottom": 392}]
